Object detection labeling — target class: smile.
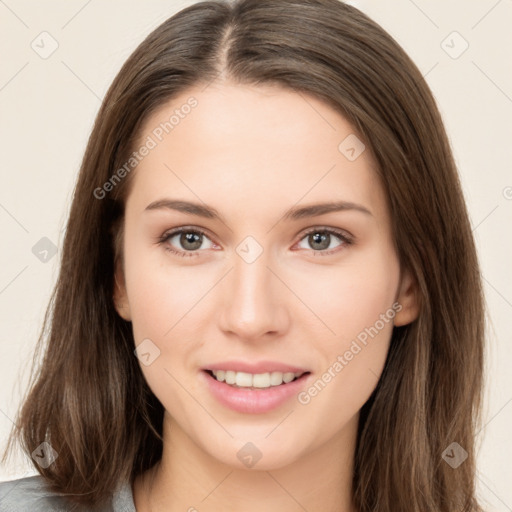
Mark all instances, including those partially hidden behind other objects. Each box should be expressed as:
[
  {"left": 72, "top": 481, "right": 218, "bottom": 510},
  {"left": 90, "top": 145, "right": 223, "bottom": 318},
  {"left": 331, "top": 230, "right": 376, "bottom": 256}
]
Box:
[
  {"left": 208, "top": 369, "right": 307, "bottom": 389},
  {"left": 201, "top": 369, "right": 312, "bottom": 414}
]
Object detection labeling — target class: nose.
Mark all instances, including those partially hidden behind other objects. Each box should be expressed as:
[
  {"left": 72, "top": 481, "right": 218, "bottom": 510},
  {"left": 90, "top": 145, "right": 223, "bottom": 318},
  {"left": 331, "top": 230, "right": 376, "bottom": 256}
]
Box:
[{"left": 218, "top": 248, "right": 290, "bottom": 341}]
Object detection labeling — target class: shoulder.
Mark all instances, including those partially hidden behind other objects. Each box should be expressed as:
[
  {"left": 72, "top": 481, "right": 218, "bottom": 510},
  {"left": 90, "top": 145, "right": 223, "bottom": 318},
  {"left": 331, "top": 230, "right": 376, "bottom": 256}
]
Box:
[
  {"left": 0, "top": 474, "right": 134, "bottom": 512},
  {"left": 0, "top": 474, "right": 82, "bottom": 511}
]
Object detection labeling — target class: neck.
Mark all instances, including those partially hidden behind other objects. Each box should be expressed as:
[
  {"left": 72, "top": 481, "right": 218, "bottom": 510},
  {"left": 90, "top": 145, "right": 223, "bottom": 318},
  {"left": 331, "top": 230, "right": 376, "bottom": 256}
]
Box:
[{"left": 133, "top": 411, "right": 359, "bottom": 512}]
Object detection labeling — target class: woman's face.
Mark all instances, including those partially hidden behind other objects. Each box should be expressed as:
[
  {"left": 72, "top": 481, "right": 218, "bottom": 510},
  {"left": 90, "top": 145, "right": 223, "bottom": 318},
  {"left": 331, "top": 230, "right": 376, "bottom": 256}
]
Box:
[{"left": 114, "top": 81, "right": 418, "bottom": 470}]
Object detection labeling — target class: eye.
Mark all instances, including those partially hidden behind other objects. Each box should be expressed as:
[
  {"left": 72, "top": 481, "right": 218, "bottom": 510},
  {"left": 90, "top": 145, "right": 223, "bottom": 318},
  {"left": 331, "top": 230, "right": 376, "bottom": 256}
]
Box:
[
  {"left": 158, "top": 226, "right": 353, "bottom": 258},
  {"left": 158, "top": 227, "right": 216, "bottom": 258},
  {"left": 295, "top": 227, "right": 353, "bottom": 256}
]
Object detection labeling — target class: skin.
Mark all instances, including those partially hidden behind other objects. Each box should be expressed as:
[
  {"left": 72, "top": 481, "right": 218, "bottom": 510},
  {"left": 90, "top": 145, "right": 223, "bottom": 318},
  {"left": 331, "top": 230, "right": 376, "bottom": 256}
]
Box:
[{"left": 114, "top": 80, "right": 419, "bottom": 512}]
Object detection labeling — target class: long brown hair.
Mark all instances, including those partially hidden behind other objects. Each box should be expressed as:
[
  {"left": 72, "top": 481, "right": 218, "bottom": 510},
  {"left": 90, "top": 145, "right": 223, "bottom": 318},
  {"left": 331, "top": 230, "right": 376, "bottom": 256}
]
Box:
[{"left": 2, "top": 1, "right": 485, "bottom": 510}]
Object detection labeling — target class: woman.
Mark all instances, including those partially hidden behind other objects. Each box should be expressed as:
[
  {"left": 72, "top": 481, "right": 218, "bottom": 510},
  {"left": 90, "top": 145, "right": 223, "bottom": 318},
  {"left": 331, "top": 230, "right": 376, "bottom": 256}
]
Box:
[{"left": 0, "top": 0, "right": 485, "bottom": 511}]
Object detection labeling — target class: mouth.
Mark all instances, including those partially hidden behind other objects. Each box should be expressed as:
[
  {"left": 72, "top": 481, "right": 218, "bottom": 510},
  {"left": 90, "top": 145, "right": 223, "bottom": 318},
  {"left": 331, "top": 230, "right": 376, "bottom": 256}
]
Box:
[
  {"left": 203, "top": 369, "right": 311, "bottom": 389},
  {"left": 201, "top": 368, "right": 312, "bottom": 414}
]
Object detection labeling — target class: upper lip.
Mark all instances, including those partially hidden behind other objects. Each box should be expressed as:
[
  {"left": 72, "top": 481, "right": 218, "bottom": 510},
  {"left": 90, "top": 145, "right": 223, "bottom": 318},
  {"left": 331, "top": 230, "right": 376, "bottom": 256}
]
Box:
[{"left": 203, "top": 360, "right": 310, "bottom": 375}]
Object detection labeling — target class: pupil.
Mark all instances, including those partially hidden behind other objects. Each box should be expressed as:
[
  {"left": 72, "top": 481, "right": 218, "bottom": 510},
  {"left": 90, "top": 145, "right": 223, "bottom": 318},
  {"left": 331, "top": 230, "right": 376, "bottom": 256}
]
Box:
[
  {"left": 181, "top": 232, "right": 202, "bottom": 250},
  {"left": 310, "top": 232, "right": 329, "bottom": 250}
]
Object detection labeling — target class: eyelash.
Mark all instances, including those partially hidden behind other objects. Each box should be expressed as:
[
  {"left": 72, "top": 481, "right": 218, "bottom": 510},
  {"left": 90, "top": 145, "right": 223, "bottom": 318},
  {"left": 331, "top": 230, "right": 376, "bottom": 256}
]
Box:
[{"left": 157, "top": 226, "right": 353, "bottom": 258}]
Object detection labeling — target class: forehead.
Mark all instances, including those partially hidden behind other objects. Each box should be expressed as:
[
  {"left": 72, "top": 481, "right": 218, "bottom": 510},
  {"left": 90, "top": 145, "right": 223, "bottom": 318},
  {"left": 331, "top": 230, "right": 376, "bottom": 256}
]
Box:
[{"left": 127, "top": 81, "right": 385, "bottom": 223}]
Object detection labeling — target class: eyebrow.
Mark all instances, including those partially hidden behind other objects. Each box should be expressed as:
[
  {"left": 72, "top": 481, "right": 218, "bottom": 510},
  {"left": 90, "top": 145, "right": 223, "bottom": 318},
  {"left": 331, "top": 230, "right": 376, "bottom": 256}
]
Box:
[{"left": 144, "top": 199, "right": 373, "bottom": 222}]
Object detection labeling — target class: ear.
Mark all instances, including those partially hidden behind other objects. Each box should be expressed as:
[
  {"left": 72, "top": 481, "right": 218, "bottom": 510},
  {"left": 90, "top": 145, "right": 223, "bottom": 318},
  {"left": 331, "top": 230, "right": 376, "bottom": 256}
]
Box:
[
  {"left": 113, "top": 259, "right": 132, "bottom": 322},
  {"left": 393, "top": 268, "right": 420, "bottom": 327}
]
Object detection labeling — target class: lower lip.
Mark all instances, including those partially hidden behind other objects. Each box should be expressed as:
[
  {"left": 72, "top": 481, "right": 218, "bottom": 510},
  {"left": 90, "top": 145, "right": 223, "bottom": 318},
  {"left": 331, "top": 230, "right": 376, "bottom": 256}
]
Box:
[{"left": 201, "top": 370, "right": 311, "bottom": 414}]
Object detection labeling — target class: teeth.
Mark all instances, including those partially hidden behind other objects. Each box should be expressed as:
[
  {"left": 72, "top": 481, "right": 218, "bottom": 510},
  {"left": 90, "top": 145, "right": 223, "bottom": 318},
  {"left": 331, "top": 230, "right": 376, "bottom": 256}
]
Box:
[{"left": 211, "top": 370, "right": 304, "bottom": 388}]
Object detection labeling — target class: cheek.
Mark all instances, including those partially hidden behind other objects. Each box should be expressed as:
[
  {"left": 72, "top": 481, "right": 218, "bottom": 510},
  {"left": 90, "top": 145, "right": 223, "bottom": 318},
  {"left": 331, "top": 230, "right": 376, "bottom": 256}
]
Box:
[
  {"left": 124, "top": 255, "right": 206, "bottom": 410},
  {"left": 293, "top": 247, "right": 400, "bottom": 343},
  {"left": 296, "top": 266, "right": 397, "bottom": 435},
  {"left": 294, "top": 244, "right": 399, "bottom": 405},
  {"left": 308, "top": 254, "right": 398, "bottom": 411},
  {"left": 342, "top": 264, "right": 398, "bottom": 339},
  {"left": 124, "top": 243, "right": 205, "bottom": 341}
]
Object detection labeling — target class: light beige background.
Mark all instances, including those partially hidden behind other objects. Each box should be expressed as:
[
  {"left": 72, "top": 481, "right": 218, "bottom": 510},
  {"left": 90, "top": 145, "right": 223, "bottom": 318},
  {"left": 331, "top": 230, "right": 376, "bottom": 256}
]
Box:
[{"left": 0, "top": 0, "right": 511, "bottom": 510}]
